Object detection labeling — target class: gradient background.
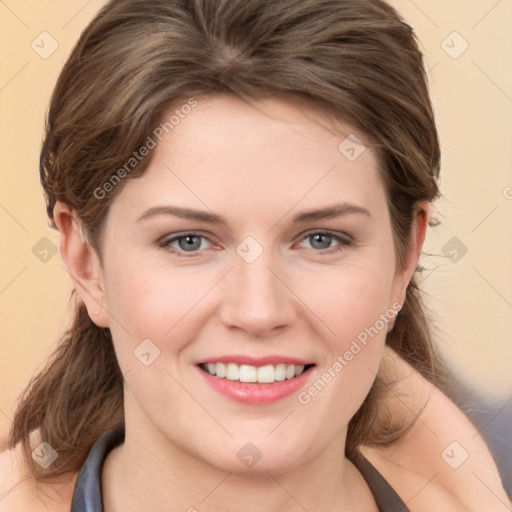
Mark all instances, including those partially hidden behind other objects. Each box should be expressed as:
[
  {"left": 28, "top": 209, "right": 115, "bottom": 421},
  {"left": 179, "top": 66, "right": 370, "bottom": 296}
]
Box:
[{"left": 1, "top": 0, "right": 511, "bottom": 445}]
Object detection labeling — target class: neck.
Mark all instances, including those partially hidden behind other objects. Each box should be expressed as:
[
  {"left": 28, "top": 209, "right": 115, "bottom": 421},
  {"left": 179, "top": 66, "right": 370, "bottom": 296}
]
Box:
[{"left": 101, "top": 409, "right": 377, "bottom": 512}]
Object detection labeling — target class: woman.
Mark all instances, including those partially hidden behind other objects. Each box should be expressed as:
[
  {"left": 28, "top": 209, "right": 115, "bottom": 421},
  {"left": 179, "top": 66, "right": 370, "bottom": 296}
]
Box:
[{"left": 0, "top": 0, "right": 509, "bottom": 510}]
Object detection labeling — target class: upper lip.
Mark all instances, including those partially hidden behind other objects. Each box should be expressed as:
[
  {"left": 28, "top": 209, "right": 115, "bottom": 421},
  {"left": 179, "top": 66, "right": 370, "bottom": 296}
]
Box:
[{"left": 196, "top": 355, "right": 314, "bottom": 366}]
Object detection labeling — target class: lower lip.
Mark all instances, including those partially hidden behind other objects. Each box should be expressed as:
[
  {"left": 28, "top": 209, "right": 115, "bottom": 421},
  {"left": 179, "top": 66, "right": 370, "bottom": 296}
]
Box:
[{"left": 197, "top": 366, "right": 314, "bottom": 405}]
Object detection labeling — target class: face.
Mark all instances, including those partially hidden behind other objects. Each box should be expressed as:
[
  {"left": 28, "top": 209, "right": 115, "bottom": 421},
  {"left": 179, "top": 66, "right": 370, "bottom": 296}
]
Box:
[{"left": 75, "top": 94, "right": 419, "bottom": 475}]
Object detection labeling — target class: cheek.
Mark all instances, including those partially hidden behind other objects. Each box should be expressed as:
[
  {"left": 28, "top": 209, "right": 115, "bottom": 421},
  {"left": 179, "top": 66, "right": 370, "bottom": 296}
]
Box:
[
  {"left": 101, "top": 261, "right": 220, "bottom": 428},
  {"left": 102, "top": 255, "right": 220, "bottom": 363},
  {"left": 296, "top": 257, "right": 396, "bottom": 349},
  {"left": 293, "top": 260, "right": 394, "bottom": 417}
]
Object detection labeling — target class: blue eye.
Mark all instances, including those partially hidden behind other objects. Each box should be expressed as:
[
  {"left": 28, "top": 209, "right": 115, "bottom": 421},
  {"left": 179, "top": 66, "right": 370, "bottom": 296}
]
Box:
[
  {"left": 297, "top": 231, "right": 352, "bottom": 253},
  {"left": 159, "top": 233, "right": 211, "bottom": 255},
  {"left": 158, "top": 230, "right": 351, "bottom": 256}
]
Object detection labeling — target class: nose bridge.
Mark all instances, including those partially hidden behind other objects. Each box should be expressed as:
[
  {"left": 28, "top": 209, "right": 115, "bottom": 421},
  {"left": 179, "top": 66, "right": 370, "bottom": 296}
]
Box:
[{"left": 220, "top": 241, "right": 294, "bottom": 334}]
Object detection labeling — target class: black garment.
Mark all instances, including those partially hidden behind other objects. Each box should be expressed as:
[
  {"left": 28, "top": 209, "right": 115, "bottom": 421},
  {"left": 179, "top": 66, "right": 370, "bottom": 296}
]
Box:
[{"left": 70, "top": 426, "right": 410, "bottom": 512}]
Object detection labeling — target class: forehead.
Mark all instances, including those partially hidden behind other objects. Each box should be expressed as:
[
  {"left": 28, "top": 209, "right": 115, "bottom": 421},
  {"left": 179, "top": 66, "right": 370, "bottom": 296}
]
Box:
[{"left": 109, "top": 94, "right": 386, "bottom": 225}]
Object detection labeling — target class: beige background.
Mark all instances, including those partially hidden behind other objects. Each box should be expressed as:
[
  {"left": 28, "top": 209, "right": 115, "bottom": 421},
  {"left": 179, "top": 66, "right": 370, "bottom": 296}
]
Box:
[{"left": 1, "top": 0, "right": 511, "bottom": 442}]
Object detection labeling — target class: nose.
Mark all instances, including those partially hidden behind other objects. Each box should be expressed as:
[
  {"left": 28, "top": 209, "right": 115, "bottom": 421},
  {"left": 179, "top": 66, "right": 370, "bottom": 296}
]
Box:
[{"left": 218, "top": 248, "right": 296, "bottom": 338}]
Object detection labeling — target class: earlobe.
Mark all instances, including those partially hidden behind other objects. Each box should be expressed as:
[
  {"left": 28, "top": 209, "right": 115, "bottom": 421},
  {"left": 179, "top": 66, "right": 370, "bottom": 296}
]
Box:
[{"left": 53, "top": 201, "right": 110, "bottom": 328}]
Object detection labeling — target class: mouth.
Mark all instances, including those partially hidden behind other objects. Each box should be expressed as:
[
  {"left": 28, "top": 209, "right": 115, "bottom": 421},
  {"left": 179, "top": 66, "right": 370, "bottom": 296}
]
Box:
[
  {"left": 196, "top": 357, "right": 316, "bottom": 405},
  {"left": 199, "top": 362, "right": 314, "bottom": 384}
]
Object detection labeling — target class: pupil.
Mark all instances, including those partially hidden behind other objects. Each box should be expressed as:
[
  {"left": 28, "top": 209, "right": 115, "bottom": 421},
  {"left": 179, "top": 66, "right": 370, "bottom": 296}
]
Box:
[
  {"left": 179, "top": 236, "right": 201, "bottom": 251},
  {"left": 312, "top": 234, "right": 330, "bottom": 250}
]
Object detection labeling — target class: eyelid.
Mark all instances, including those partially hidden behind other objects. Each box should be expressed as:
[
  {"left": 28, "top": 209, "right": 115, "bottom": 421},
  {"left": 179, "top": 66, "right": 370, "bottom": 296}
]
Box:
[
  {"left": 158, "top": 229, "right": 353, "bottom": 256},
  {"left": 157, "top": 231, "right": 217, "bottom": 252},
  {"left": 298, "top": 228, "right": 354, "bottom": 243},
  {"left": 294, "top": 229, "right": 353, "bottom": 253}
]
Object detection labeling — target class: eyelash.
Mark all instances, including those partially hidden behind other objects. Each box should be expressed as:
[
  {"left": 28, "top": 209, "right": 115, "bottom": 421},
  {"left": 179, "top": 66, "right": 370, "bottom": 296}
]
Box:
[{"left": 157, "top": 230, "right": 353, "bottom": 257}]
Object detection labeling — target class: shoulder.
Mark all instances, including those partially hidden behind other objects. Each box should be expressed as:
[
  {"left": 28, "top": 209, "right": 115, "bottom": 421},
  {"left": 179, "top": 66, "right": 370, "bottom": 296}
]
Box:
[
  {"left": 361, "top": 347, "right": 511, "bottom": 512},
  {"left": 0, "top": 442, "right": 77, "bottom": 512}
]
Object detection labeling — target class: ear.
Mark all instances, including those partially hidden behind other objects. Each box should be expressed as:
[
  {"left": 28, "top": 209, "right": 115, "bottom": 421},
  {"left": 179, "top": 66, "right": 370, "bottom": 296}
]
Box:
[
  {"left": 390, "top": 201, "right": 430, "bottom": 309},
  {"left": 53, "top": 201, "right": 110, "bottom": 328}
]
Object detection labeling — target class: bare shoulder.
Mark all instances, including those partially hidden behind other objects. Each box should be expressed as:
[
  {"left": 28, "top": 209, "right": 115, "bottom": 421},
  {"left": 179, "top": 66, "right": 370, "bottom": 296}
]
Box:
[
  {"left": 0, "top": 443, "right": 77, "bottom": 512},
  {"left": 361, "top": 347, "right": 511, "bottom": 512}
]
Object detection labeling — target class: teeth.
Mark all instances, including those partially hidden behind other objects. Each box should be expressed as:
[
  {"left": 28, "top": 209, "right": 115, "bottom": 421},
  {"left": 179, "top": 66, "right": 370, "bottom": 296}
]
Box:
[
  {"left": 239, "top": 364, "right": 257, "bottom": 383},
  {"left": 274, "top": 364, "right": 286, "bottom": 381},
  {"left": 257, "top": 364, "right": 275, "bottom": 383},
  {"left": 202, "top": 362, "right": 308, "bottom": 383},
  {"left": 215, "top": 362, "right": 226, "bottom": 378},
  {"left": 226, "top": 363, "right": 239, "bottom": 380}
]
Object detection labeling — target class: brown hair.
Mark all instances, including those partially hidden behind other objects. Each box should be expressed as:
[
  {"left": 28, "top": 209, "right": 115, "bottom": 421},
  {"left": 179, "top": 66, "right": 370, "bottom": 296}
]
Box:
[{"left": 8, "top": 0, "right": 448, "bottom": 482}]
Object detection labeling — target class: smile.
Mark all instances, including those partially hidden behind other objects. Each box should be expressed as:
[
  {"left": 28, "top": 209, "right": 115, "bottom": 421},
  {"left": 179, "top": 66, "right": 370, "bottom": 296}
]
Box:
[
  {"left": 200, "top": 362, "right": 311, "bottom": 384},
  {"left": 196, "top": 356, "right": 316, "bottom": 405}
]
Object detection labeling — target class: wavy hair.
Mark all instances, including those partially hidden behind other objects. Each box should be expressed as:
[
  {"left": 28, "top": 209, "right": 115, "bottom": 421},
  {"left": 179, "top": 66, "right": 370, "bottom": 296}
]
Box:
[{"left": 7, "top": 0, "right": 447, "bottom": 482}]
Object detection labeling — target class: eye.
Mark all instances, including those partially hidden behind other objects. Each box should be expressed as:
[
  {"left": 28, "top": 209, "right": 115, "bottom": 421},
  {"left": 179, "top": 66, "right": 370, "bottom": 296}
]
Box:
[
  {"left": 296, "top": 231, "right": 352, "bottom": 254},
  {"left": 158, "top": 230, "right": 352, "bottom": 257},
  {"left": 158, "top": 232, "right": 213, "bottom": 256}
]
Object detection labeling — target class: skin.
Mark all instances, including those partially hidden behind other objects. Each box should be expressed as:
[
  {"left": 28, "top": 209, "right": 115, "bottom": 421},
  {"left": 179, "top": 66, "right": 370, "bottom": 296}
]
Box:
[
  {"left": 68, "top": 93, "right": 417, "bottom": 511},
  {"left": 0, "top": 94, "right": 509, "bottom": 511}
]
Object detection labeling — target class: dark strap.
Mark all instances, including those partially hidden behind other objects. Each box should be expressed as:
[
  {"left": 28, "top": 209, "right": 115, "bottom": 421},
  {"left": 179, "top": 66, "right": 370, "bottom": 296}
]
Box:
[
  {"left": 349, "top": 449, "right": 410, "bottom": 512},
  {"left": 70, "top": 426, "right": 409, "bottom": 512},
  {"left": 70, "top": 425, "right": 125, "bottom": 512}
]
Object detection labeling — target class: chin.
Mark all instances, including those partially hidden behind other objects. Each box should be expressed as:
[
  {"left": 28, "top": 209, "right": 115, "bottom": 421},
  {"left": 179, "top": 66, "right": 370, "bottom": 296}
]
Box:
[
  {"left": 193, "top": 432, "right": 315, "bottom": 477},
  {"left": 210, "top": 449, "right": 304, "bottom": 477}
]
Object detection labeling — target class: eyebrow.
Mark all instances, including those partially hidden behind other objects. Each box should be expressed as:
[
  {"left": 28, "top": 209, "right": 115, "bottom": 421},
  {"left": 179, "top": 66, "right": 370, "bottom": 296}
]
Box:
[{"left": 136, "top": 202, "right": 371, "bottom": 226}]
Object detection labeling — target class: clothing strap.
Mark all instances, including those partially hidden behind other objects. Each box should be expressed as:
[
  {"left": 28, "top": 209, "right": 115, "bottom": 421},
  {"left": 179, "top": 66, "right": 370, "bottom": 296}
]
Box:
[
  {"left": 70, "top": 425, "right": 124, "bottom": 512},
  {"left": 349, "top": 449, "right": 410, "bottom": 512},
  {"left": 71, "top": 426, "right": 409, "bottom": 512}
]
